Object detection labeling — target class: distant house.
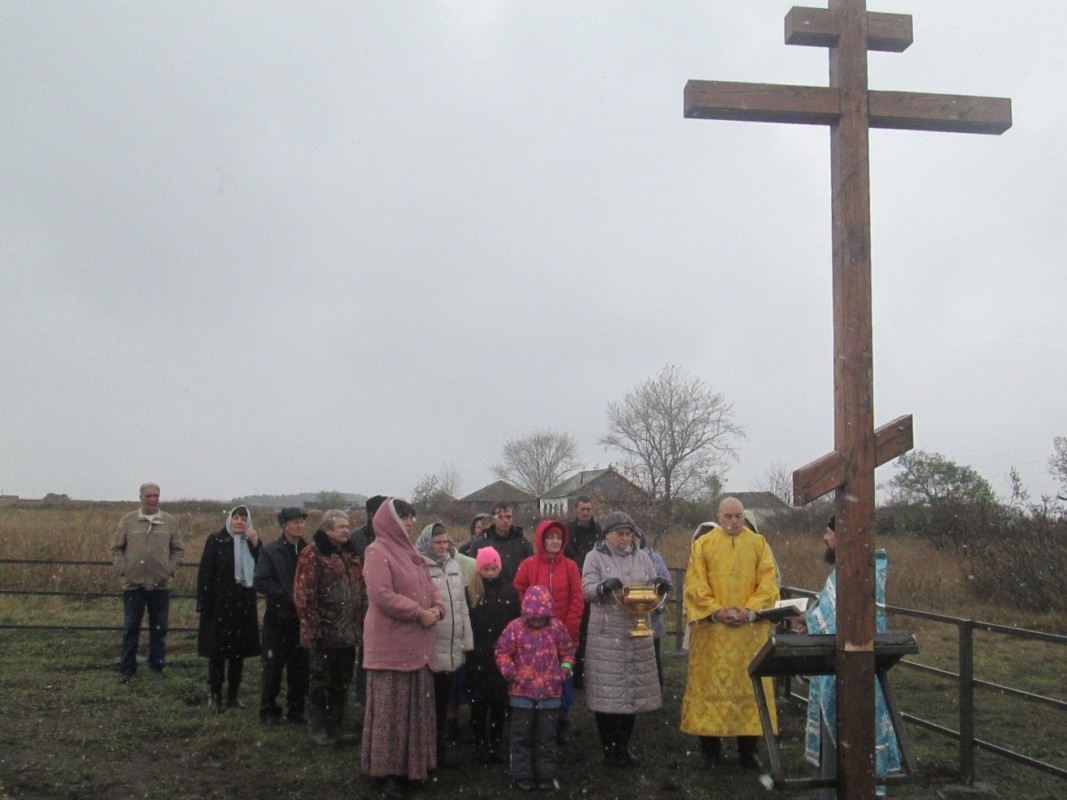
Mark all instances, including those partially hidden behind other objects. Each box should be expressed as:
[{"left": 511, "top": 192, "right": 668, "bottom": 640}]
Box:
[
  {"left": 539, "top": 467, "right": 650, "bottom": 518},
  {"left": 460, "top": 480, "right": 537, "bottom": 519},
  {"left": 727, "top": 491, "right": 791, "bottom": 529}
]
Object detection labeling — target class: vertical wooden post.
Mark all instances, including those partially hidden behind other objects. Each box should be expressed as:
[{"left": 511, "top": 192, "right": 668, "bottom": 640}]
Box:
[{"left": 830, "top": 2, "right": 877, "bottom": 797}]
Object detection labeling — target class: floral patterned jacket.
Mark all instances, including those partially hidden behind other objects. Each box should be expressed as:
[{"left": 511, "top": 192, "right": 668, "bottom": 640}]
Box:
[{"left": 494, "top": 585, "right": 575, "bottom": 702}]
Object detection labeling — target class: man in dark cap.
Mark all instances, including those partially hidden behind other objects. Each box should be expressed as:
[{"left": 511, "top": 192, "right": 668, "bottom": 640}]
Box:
[
  {"left": 348, "top": 494, "right": 387, "bottom": 706},
  {"left": 253, "top": 507, "right": 309, "bottom": 724},
  {"left": 349, "top": 495, "right": 387, "bottom": 559}
]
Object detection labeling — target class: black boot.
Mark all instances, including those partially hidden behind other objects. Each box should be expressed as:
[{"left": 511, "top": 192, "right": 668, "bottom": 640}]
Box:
[
  {"left": 226, "top": 687, "right": 246, "bottom": 709},
  {"left": 436, "top": 737, "right": 460, "bottom": 769},
  {"left": 327, "top": 688, "right": 358, "bottom": 745},
  {"left": 445, "top": 717, "right": 461, "bottom": 743},
  {"left": 208, "top": 692, "right": 225, "bottom": 715},
  {"left": 603, "top": 743, "right": 623, "bottom": 766},
  {"left": 308, "top": 688, "right": 334, "bottom": 746},
  {"left": 225, "top": 659, "right": 245, "bottom": 708},
  {"left": 286, "top": 701, "right": 307, "bottom": 725},
  {"left": 738, "top": 736, "right": 763, "bottom": 770},
  {"left": 556, "top": 715, "right": 570, "bottom": 746},
  {"left": 260, "top": 702, "right": 283, "bottom": 724},
  {"left": 699, "top": 736, "right": 720, "bottom": 770},
  {"left": 490, "top": 737, "right": 508, "bottom": 764},
  {"left": 380, "top": 776, "right": 405, "bottom": 800}
]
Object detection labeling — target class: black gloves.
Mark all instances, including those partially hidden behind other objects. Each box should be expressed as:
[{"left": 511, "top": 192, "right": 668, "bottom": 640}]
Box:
[
  {"left": 651, "top": 576, "right": 672, "bottom": 597},
  {"left": 598, "top": 578, "right": 623, "bottom": 596}
]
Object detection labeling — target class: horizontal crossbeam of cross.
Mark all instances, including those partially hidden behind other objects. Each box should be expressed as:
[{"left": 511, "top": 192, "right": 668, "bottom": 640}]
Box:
[
  {"left": 684, "top": 81, "right": 1012, "bottom": 134},
  {"left": 792, "top": 415, "right": 913, "bottom": 505}
]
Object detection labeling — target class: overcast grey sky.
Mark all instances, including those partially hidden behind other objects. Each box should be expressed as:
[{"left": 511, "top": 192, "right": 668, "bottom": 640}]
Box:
[{"left": 2, "top": 1, "right": 1063, "bottom": 505}]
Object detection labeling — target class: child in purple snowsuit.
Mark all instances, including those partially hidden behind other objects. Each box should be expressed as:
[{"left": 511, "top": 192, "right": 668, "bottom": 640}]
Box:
[{"left": 495, "top": 584, "right": 576, "bottom": 791}]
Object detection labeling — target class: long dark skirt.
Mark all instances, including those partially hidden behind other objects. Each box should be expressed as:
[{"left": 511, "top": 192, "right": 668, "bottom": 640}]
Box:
[{"left": 361, "top": 667, "right": 437, "bottom": 780}]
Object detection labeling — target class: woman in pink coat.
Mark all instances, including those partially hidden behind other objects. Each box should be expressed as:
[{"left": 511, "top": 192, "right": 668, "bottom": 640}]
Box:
[{"left": 360, "top": 498, "right": 445, "bottom": 799}]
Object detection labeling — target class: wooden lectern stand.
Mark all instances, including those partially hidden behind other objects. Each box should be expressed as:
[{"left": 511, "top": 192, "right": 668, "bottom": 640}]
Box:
[{"left": 748, "top": 633, "right": 919, "bottom": 791}]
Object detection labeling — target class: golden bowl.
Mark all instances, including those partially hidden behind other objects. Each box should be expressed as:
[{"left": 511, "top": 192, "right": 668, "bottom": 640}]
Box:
[{"left": 615, "top": 585, "right": 665, "bottom": 638}]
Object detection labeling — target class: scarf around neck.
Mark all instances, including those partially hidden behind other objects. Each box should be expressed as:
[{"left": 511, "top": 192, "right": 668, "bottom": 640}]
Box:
[{"left": 226, "top": 507, "right": 256, "bottom": 588}]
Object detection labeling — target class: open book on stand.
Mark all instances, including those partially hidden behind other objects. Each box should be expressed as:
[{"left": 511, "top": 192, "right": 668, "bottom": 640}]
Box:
[{"left": 755, "top": 597, "right": 808, "bottom": 624}]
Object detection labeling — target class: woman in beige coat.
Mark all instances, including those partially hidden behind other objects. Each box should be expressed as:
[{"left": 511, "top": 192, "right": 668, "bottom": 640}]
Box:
[{"left": 415, "top": 522, "right": 473, "bottom": 768}]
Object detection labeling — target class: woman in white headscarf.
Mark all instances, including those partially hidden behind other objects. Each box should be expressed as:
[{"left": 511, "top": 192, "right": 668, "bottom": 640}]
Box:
[
  {"left": 415, "top": 521, "right": 473, "bottom": 768},
  {"left": 196, "top": 505, "right": 262, "bottom": 712}
]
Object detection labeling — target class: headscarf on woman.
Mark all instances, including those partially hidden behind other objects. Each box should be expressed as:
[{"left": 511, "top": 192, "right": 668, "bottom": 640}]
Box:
[{"left": 226, "top": 506, "right": 257, "bottom": 588}]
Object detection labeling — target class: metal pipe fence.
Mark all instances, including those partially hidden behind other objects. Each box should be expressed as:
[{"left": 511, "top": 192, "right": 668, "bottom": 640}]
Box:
[
  {"left": 771, "top": 585, "right": 1067, "bottom": 787},
  {"left": 0, "top": 557, "right": 200, "bottom": 631},
  {"left": 660, "top": 570, "right": 1066, "bottom": 787}
]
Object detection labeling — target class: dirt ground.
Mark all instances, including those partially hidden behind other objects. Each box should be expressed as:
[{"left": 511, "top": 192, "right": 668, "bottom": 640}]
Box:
[
  {"left": 0, "top": 629, "right": 824, "bottom": 800},
  {"left": 0, "top": 627, "right": 1045, "bottom": 800}
]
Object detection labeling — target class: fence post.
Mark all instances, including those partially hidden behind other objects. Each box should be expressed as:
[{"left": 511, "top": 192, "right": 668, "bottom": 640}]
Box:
[
  {"left": 959, "top": 619, "right": 975, "bottom": 785},
  {"left": 672, "top": 567, "right": 685, "bottom": 651}
]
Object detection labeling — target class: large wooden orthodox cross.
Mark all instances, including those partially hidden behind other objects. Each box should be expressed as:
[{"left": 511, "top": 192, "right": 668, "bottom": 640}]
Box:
[{"left": 684, "top": 2, "right": 1011, "bottom": 798}]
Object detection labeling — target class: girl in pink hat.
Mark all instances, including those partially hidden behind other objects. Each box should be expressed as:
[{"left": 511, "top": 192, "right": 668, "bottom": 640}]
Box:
[{"left": 466, "top": 546, "right": 519, "bottom": 765}]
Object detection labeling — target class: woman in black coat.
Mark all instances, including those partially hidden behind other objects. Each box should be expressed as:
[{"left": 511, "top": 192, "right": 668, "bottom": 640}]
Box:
[{"left": 197, "top": 505, "right": 262, "bottom": 712}]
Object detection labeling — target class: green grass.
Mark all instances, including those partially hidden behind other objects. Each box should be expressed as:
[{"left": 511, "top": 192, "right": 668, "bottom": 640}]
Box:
[
  {"left": 2, "top": 619, "right": 1062, "bottom": 799},
  {"left": 2, "top": 504, "right": 1066, "bottom": 799},
  {"left": 0, "top": 627, "right": 816, "bottom": 800}
]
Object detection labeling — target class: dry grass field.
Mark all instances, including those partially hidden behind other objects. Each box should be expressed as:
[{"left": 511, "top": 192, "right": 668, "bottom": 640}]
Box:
[{"left": 1, "top": 501, "right": 1065, "bottom": 799}]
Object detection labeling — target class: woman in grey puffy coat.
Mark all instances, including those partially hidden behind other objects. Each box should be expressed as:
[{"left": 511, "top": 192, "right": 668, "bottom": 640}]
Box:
[
  {"left": 581, "top": 511, "right": 670, "bottom": 767},
  {"left": 415, "top": 522, "right": 473, "bottom": 768}
]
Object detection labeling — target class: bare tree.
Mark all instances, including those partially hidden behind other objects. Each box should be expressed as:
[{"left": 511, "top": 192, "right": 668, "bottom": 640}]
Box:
[
  {"left": 412, "top": 463, "right": 463, "bottom": 513},
  {"left": 600, "top": 365, "right": 744, "bottom": 515},
  {"left": 1049, "top": 436, "right": 1067, "bottom": 500},
  {"left": 759, "top": 462, "right": 794, "bottom": 505},
  {"left": 411, "top": 474, "right": 441, "bottom": 508},
  {"left": 493, "top": 429, "right": 581, "bottom": 496},
  {"left": 437, "top": 462, "right": 461, "bottom": 497},
  {"left": 697, "top": 472, "right": 725, "bottom": 505},
  {"left": 1006, "top": 465, "right": 1030, "bottom": 509}
]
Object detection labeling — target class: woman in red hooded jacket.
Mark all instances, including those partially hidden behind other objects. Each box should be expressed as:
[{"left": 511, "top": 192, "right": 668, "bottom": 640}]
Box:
[{"left": 513, "top": 519, "right": 584, "bottom": 743}]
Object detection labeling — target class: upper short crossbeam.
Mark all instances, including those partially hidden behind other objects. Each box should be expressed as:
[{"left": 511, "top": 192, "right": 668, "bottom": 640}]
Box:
[{"left": 683, "top": 6, "right": 1011, "bottom": 135}]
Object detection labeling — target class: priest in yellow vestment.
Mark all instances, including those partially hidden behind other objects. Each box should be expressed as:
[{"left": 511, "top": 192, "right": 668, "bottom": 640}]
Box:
[{"left": 680, "top": 496, "right": 779, "bottom": 770}]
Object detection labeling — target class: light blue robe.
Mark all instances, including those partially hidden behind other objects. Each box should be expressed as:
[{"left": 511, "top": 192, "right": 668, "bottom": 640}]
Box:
[{"left": 804, "top": 549, "right": 901, "bottom": 786}]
